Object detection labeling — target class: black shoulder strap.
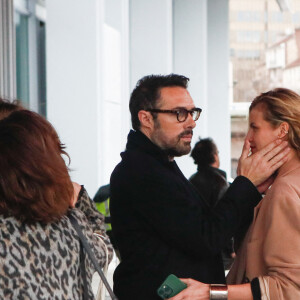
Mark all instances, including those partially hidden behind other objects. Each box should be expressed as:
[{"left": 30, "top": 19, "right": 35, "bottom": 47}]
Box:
[
  {"left": 68, "top": 214, "right": 118, "bottom": 300},
  {"left": 79, "top": 238, "right": 89, "bottom": 300}
]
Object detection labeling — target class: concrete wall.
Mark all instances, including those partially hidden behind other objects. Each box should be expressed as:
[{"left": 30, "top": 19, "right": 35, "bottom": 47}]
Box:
[
  {"left": 47, "top": 0, "right": 130, "bottom": 196},
  {"left": 46, "top": 0, "right": 230, "bottom": 196},
  {"left": 207, "top": 0, "right": 231, "bottom": 176},
  {"left": 173, "top": 0, "right": 208, "bottom": 177}
]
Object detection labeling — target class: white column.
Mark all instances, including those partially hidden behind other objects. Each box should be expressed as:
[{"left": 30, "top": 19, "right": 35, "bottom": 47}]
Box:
[
  {"left": 101, "top": 0, "right": 130, "bottom": 188},
  {"left": 47, "top": 0, "right": 130, "bottom": 196},
  {"left": 129, "top": 0, "right": 173, "bottom": 90},
  {"left": 207, "top": 0, "right": 231, "bottom": 176},
  {"left": 173, "top": 0, "right": 208, "bottom": 178},
  {"left": 47, "top": 0, "right": 103, "bottom": 196}
]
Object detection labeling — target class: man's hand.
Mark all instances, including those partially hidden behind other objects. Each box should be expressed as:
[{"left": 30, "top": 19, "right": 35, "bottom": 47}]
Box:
[
  {"left": 237, "top": 139, "right": 290, "bottom": 186},
  {"left": 256, "top": 174, "right": 276, "bottom": 194}
]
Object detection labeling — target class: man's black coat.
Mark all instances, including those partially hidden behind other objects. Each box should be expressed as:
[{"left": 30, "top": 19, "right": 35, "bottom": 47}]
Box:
[{"left": 110, "top": 130, "right": 261, "bottom": 300}]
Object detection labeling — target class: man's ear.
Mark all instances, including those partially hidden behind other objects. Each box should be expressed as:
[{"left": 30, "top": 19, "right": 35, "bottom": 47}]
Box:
[
  {"left": 138, "top": 110, "right": 154, "bottom": 129},
  {"left": 278, "top": 122, "right": 289, "bottom": 138}
]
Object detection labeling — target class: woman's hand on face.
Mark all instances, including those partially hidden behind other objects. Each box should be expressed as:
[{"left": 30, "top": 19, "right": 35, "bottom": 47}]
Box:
[
  {"left": 237, "top": 138, "right": 289, "bottom": 186},
  {"left": 70, "top": 182, "right": 81, "bottom": 208},
  {"left": 167, "top": 279, "right": 210, "bottom": 300}
]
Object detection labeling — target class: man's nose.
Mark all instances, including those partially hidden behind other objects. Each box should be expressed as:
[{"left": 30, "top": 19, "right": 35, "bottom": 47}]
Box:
[{"left": 185, "top": 113, "right": 196, "bottom": 128}]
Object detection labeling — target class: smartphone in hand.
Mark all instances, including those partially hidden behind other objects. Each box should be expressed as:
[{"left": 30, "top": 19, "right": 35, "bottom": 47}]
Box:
[{"left": 157, "top": 274, "right": 187, "bottom": 299}]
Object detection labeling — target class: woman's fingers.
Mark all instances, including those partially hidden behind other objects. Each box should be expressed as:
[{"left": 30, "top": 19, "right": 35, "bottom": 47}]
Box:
[
  {"left": 262, "top": 140, "right": 288, "bottom": 162},
  {"left": 237, "top": 139, "right": 290, "bottom": 186},
  {"left": 70, "top": 182, "right": 81, "bottom": 208},
  {"left": 240, "top": 139, "right": 251, "bottom": 160}
]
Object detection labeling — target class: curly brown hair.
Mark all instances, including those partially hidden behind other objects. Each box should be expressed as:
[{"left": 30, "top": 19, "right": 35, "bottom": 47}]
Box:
[{"left": 0, "top": 98, "right": 73, "bottom": 223}]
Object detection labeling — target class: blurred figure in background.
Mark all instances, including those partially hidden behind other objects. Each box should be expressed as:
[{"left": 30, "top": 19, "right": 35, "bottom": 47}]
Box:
[
  {"left": 189, "top": 137, "right": 229, "bottom": 206},
  {"left": 189, "top": 137, "right": 234, "bottom": 270},
  {"left": 94, "top": 183, "right": 120, "bottom": 258},
  {"left": 94, "top": 183, "right": 111, "bottom": 233}
]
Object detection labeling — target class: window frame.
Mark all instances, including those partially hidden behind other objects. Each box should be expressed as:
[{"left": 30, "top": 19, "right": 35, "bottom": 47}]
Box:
[{"left": 14, "top": 0, "right": 47, "bottom": 115}]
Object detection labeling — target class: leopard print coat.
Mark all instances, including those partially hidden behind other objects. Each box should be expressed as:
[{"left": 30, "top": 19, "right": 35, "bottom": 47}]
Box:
[{"left": 0, "top": 186, "right": 113, "bottom": 299}]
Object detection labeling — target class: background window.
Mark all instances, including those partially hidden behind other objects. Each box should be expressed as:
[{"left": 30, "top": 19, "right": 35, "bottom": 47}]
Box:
[
  {"left": 15, "top": 11, "right": 30, "bottom": 107},
  {"left": 14, "top": 0, "right": 47, "bottom": 116}
]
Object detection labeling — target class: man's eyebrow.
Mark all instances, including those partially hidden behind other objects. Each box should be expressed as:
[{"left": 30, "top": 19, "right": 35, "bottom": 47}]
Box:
[{"left": 172, "top": 106, "right": 196, "bottom": 110}]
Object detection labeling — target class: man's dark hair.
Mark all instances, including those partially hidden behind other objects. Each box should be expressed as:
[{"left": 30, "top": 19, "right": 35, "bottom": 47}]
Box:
[
  {"left": 129, "top": 74, "right": 189, "bottom": 130},
  {"left": 190, "top": 137, "right": 217, "bottom": 167}
]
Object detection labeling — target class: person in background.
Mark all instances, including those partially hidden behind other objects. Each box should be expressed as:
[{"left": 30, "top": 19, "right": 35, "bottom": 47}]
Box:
[
  {"left": 93, "top": 183, "right": 120, "bottom": 258},
  {"left": 169, "top": 87, "right": 300, "bottom": 300},
  {"left": 189, "top": 137, "right": 229, "bottom": 207},
  {"left": 189, "top": 137, "right": 234, "bottom": 270},
  {"left": 94, "top": 183, "right": 111, "bottom": 233},
  {"left": 0, "top": 98, "right": 113, "bottom": 299},
  {"left": 109, "top": 74, "right": 289, "bottom": 300}
]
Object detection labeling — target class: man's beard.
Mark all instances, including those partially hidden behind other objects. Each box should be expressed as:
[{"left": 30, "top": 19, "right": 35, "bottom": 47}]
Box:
[
  {"left": 159, "top": 129, "right": 193, "bottom": 157},
  {"left": 162, "top": 141, "right": 192, "bottom": 157},
  {"left": 151, "top": 119, "right": 193, "bottom": 157}
]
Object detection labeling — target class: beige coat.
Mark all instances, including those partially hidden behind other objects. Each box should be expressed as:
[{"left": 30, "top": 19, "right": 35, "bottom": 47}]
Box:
[{"left": 227, "top": 155, "right": 300, "bottom": 299}]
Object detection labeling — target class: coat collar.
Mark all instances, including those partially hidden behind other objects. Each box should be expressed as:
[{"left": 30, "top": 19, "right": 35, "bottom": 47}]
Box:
[
  {"left": 124, "top": 130, "right": 171, "bottom": 164},
  {"left": 253, "top": 153, "right": 300, "bottom": 221}
]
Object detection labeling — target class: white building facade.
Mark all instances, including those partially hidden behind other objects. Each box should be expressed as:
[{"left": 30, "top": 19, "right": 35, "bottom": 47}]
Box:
[{"left": 1, "top": 0, "right": 230, "bottom": 196}]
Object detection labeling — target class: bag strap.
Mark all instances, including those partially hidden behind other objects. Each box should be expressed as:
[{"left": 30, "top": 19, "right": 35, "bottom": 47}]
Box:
[
  {"left": 68, "top": 214, "right": 118, "bottom": 300},
  {"left": 94, "top": 233, "right": 109, "bottom": 300},
  {"left": 79, "top": 239, "right": 89, "bottom": 300}
]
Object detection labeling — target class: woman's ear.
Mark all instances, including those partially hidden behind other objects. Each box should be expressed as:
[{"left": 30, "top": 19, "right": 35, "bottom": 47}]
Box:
[
  {"left": 138, "top": 110, "right": 154, "bottom": 130},
  {"left": 278, "top": 122, "right": 289, "bottom": 138}
]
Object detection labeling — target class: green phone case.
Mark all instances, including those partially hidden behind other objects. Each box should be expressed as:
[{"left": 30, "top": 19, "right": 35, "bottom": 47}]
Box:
[{"left": 157, "top": 274, "right": 187, "bottom": 299}]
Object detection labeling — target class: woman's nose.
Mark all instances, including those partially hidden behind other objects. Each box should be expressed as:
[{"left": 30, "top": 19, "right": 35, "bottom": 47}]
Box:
[{"left": 246, "top": 130, "right": 253, "bottom": 141}]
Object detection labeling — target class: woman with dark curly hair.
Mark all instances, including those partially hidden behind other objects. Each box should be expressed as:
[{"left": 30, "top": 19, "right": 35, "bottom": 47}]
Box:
[{"left": 0, "top": 98, "right": 113, "bottom": 299}]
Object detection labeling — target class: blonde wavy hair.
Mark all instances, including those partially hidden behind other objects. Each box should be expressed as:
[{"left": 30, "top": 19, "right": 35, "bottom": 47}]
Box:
[{"left": 250, "top": 87, "right": 300, "bottom": 157}]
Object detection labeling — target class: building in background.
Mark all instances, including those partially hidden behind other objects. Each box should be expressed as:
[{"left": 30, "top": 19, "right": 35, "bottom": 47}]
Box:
[{"left": 230, "top": 0, "right": 300, "bottom": 176}]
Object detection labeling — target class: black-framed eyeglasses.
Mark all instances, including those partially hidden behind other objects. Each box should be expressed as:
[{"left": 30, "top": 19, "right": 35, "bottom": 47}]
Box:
[{"left": 146, "top": 107, "right": 202, "bottom": 122}]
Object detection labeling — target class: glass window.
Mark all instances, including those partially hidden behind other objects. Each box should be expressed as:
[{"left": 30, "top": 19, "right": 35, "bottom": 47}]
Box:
[
  {"left": 236, "top": 31, "right": 261, "bottom": 43},
  {"left": 37, "top": 20, "right": 47, "bottom": 116},
  {"left": 237, "top": 11, "right": 262, "bottom": 22},
  {"left": 15, "top": 11, "right": 30, "bottom": 107},
  {"left": 293, "top": 12, "right": 300, "bottom": 24},
  {"left": 235, "top": 50, "right": 261, "bottom": 59},
  {"left": 14, "top": 0, "right": 47, "bottom": 116},
  {"left": 272, "top": 11, "right": 283, "bottom": 22}
]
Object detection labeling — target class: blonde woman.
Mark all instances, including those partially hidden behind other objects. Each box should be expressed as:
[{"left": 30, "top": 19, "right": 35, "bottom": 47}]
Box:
[{"left": 169, "top": 88, "right": 300, "bottom": 300}]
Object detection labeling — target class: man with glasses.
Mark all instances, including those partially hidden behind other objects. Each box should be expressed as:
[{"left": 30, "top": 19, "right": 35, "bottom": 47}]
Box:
[{"left": 110, "top": 74, "right": 289, "bottom": 300}]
